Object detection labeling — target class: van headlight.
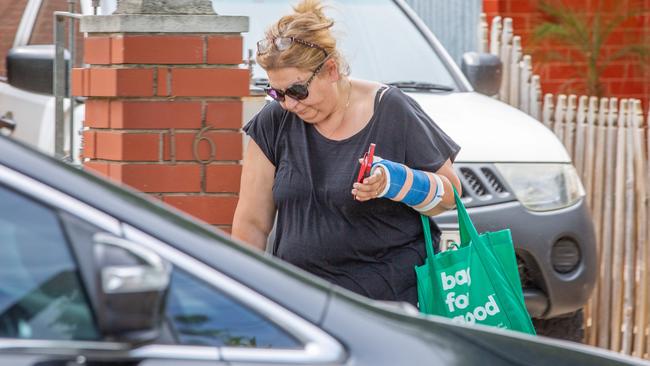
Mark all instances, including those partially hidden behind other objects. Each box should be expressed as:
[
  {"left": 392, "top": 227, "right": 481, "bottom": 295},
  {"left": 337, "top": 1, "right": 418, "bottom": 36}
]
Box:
[{"left": 494, "top": 163, "right": 585, "bottom": 212}]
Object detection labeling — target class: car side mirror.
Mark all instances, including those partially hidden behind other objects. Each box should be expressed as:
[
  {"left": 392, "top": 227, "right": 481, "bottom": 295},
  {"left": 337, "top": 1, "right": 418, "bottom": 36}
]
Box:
[
  {"left": 6, "top": 45, "right": 69, "bottom": 95},
  {"left": 460, "top": 52, "right": 502, "bottom": 96},
  {"left": 93, "top": 232, "right": 171, "bottom": 343}
]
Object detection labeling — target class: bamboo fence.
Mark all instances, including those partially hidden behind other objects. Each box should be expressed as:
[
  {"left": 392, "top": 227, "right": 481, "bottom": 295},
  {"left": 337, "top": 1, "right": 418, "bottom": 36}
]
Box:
[{"left": 480, "top": 14, "right": 650, "bottom": 358}]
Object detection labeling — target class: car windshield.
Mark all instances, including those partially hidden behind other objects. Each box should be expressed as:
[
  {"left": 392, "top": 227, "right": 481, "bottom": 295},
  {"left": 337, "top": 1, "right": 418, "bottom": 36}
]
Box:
[{"left": 213, "top": 0, "right": 459, "bottom": 90}]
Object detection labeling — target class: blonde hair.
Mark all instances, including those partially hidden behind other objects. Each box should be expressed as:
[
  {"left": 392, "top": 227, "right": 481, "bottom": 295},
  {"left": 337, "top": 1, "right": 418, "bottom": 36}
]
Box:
[{"left": 257, "top": 0, "right": 349, "bottom": 76}]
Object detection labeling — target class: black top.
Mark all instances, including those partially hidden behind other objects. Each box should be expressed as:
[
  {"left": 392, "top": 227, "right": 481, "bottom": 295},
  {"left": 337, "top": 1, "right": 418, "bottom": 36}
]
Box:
[{"left": 243, "top": 86, "right": 460, "bottom": 305}]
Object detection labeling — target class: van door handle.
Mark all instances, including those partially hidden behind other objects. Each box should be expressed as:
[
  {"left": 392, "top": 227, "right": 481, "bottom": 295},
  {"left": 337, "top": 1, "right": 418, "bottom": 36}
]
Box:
[{"left": 0, "top": 111, "right": 16, "bottom": 135}]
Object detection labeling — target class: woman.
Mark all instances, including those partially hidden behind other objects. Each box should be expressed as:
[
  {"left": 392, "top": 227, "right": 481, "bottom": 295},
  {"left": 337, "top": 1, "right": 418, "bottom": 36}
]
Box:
[{"left": 232, "top": 0, "right": 461, "bottom": 307}]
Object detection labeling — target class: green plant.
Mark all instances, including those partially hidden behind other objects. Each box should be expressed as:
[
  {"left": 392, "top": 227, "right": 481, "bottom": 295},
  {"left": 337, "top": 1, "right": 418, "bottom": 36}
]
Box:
[{"left": 531, "top": 0, "right": 650, "bottom": 97}]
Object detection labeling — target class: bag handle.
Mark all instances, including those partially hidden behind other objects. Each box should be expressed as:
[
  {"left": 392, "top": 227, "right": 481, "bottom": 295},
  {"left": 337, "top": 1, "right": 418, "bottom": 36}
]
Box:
[
  {"left": 454, "top": 188, "right": 480, "bottom": 247},
  {"left": 420, "top": 188, "right": 475, "bottom": 256},
  {"left": 420, "top": 214, "right": 435, "bottom": 259},
  {"left": 453, "top": 187, "right": 535, "bottom": 331}
]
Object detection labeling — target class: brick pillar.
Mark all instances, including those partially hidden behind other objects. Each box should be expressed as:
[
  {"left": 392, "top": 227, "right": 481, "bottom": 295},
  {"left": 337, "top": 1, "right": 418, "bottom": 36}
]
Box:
[{"left": 74, "top": 1, "right": 249, "bottom": 232}]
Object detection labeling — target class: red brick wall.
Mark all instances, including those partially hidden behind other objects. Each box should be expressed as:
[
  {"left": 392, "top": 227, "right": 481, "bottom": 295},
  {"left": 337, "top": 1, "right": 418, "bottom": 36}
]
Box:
[
  {"left": 77, "top": 34, "right": 248, "bottom": 232},
  {"left": 0, "top": 0, "right": 28, "bottom": 77},
  {"left": 483, "top": 0, "right": 650, "bottom": 109}
]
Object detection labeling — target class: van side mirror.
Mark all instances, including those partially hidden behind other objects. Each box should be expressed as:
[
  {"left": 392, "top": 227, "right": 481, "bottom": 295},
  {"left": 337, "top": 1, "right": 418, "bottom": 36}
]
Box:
[
  {"left": 461, "top": 52, "right": 502, "bottom": 96},
  {"left": 93, "top": 233, "right": 171, "bottom": 343},
  {"left": 6, "top": 45, "right": 69, "bottom": 95}
]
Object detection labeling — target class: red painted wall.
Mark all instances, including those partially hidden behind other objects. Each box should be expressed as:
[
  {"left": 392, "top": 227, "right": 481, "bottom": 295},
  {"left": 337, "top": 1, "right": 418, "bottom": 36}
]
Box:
[{"left": 483, "top": 0, "right": 650, "bottom": 109}]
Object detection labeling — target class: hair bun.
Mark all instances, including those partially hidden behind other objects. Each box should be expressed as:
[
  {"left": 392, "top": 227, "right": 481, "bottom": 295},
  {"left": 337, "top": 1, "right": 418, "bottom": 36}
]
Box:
[
  {"left": 258, "top": 0, "right": 349, "bottom": 77},
  {"left": 293, "top": 0, "right": 327, "bottom": 20}
]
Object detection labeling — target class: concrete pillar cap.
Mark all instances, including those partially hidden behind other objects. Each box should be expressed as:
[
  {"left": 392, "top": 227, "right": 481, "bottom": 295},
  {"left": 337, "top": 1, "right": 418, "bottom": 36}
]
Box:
[
  {"left": 80, "top": 0, "right": 248, "bottom": 34},
  {"left": 115, "top": 0, "right": 215, "bottom": 15}
]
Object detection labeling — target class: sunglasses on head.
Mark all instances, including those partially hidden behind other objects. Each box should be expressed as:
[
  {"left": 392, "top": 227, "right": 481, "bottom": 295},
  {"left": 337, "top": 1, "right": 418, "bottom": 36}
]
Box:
[
  {"left": 264, "top": 57, "right": 329, "bottom": 102},
  {"left": 256, "top": 36, "right": 328, "bottom": 57}
]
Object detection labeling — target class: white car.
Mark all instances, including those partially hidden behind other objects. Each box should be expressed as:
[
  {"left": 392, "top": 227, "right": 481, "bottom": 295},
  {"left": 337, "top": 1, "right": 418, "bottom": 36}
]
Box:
[{"left": 1, "top": 0, "right": 595, "bottom": 341}]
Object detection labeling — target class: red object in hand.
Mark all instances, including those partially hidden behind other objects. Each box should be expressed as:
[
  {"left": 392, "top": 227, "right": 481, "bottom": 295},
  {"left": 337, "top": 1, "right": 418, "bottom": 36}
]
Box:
[{"left": 356, "top": 143, "right": 376, "bottom": 183}]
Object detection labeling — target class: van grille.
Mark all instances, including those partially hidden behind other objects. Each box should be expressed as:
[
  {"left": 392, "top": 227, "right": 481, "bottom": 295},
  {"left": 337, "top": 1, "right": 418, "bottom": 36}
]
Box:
[
  {"left": 481, "top": 168, "right": 507, "bottom": 193},
  {"left": 460, "top": 168, "right": 487, "bottom": 196},
  {"left": 455, "top": 164, "right": 514, "bottom": 207}
]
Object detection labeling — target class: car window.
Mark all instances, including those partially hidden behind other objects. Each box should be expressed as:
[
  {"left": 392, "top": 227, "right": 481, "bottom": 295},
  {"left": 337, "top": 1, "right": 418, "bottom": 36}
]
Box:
[
  {"left": 0, "top": 184, "right": 99, "bottom": 340},
  {"left": 166, "top": 269, "right": 301, "bottom": 349},
  {"left": 212, "top": 0, "right": 459, "bottom": 90}
]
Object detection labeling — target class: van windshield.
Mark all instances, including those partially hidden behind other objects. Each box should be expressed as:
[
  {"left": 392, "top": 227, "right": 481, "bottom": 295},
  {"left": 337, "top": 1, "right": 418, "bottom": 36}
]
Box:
[{"left": 213, "top": 0, "right": 460, "bottom": 91}]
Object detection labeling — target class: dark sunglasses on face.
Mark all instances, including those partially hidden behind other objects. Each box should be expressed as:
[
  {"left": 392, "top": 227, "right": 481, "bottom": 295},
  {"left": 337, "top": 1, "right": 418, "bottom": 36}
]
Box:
[{"left": 264, "top": 59, "right": 328, "bottom": 102}]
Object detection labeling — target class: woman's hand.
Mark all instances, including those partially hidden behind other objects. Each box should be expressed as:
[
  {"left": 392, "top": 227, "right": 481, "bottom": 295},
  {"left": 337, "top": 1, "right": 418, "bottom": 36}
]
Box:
[{"left": 352, "top": 166, "right": 386, "bottom": 201}]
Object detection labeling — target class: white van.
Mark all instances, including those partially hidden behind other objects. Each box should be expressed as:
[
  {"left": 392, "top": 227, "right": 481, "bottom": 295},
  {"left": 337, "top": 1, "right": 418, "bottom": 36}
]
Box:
[
  {"left": 213, "top": 0, "right": 596, "bottom": 341},
  {"left": 0, "top": 0, "right": 116, "bottom": 162},
  {"left": 1, "top": 0, "right": 595, "bottom": 341}
]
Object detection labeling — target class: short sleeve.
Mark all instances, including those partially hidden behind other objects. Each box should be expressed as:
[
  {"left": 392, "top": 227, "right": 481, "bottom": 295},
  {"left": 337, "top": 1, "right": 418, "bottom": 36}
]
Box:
[
  {"left": 390, "top": 89, "right": 460, "bottom": 172},
  {"left": 242, "top": 102, "right": 283, "bottom": 165}
]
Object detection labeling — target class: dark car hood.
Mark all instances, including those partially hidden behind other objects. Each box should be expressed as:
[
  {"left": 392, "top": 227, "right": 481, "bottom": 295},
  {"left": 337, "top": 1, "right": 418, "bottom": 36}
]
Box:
[{"left": 321, "top": 290, "right": 648, "bottom": 365}]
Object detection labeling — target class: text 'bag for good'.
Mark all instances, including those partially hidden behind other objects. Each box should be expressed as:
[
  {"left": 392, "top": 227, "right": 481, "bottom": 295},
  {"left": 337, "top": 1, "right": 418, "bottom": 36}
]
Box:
[{"left": 415, "top": 188, "right": 536, "bottom": 334}]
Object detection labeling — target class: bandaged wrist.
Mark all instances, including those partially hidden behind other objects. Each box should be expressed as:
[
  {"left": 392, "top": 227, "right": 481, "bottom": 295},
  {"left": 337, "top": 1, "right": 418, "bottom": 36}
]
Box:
[{"left": 370, "top": 158, "right": 444, "bottom": 213}]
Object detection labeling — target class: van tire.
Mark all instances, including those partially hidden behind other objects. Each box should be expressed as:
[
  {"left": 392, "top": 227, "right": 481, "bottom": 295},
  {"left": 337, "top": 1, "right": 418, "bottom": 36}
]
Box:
[{"left": 532, "top": 309, "right": 584, "bottom": 343}]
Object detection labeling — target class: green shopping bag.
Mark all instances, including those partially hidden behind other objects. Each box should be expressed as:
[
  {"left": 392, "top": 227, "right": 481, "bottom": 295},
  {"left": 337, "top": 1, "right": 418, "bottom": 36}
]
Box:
[{"left": 415, "top": 188, "right": 536, "bottom": 335}]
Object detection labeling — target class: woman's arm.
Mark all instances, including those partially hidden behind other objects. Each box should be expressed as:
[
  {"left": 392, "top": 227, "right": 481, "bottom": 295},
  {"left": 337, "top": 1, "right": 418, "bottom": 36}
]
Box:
[
  {"left": 352, "top": 158, "right": 461, "bottom": 216},
  {"left": 232, "top": 139, "right": 276, "bottom": 251},
  {"left": 422, "top": 158, "right": 461, "bottom": 216}
]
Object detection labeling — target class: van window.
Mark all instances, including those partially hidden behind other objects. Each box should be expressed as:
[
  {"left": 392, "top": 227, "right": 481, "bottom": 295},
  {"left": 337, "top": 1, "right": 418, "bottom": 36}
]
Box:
[{"left": 213, "top": 0, "right": 458, "bottom": 90}]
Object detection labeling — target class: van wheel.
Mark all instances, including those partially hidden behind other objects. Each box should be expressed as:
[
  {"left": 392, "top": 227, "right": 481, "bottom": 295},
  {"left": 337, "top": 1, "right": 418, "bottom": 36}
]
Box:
[{"left": 532, "top": 309, "right": 584, "bottom": 343}]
